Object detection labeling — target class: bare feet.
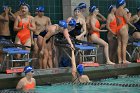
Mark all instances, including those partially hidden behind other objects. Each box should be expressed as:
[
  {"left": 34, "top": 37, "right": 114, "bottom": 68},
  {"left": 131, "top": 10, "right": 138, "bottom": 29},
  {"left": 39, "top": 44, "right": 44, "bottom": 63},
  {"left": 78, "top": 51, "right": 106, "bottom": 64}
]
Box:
[
  {"left": 106, "top": 61, "right": 115, "bottom": 65},
  {"left": 123, "top": 60, "right": 131, "bottom": 64},
  {"left": 118, "top": 60, "right": 122, "bottom": 64}
]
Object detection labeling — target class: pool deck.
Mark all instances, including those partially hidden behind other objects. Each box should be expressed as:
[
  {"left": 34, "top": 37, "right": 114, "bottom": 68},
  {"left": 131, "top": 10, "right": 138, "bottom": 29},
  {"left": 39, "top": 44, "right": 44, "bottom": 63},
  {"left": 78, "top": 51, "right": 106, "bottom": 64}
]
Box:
[{"left": 0, "top": 63, "right": 140, "bottom": 89}]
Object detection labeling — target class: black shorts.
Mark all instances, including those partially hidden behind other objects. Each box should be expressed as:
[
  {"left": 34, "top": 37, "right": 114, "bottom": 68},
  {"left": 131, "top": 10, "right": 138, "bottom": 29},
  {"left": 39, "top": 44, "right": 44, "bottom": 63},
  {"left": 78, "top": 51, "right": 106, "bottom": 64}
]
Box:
[
  {"left": 39, "top": 30, "right": 47, "bottom": 37},
  {"left": 0, "top": 35, "right": 11, "bottom": 40}
]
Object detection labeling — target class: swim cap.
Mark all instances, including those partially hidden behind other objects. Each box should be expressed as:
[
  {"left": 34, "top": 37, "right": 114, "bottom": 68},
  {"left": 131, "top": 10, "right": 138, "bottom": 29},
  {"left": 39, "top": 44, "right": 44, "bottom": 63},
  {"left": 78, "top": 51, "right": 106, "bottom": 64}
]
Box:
[
  {"left": 77, "top": 64, "right": 84, "bottom": 76},
  {"left": 78, "top": 3, "right": 86, "bottom": 9},
  {"left": 2, "top": 5, "right": 8, "bottom": 11},
  {"left": 124, "top": 8, "right": 129, "bottom": 13},
  {"left": 19, "top": 2, "right": 30, "bottom": 9},
  {"left": 38, "top": 6, "right": 45, "bottom": 12},
  {"left": 137, "top": 7, "right": 140, "bottom": 12},
  {"left": 74, "top": 6, "right": 81, "bottom": 11},
  {"left": 58, "top": 20, "right": 68, "bottom": 29},
  {"left": 108, "top": 5, "right": 116, "bottom": 12},
  {"left": 68, "top": 18, "right": 76, "bottom": 27},
  {"left": 24, "top": 66, "right": 33, "bottom": 74},
  {"left": 89, "top": 5, "right": 96, "bottom": 13},
  {"left": 117, "top": 0, "right": 126, "bottom": 7}
]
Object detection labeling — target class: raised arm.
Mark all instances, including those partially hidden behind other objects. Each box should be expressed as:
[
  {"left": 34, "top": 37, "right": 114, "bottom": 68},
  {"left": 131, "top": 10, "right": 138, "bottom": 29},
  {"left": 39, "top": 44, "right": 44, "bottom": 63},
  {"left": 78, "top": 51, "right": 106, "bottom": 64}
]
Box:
[
  {"left": 91, "top": 17, "right": 107, "bottom": 32},
  {"left": 97, "top": 12, "right": 106, "bottom": 22},
  {"left": 0, "top": 7, "right": 9, "bottom": 22},
  {"left": 123, "top": 10, "right": 136, "bottom": 29}
]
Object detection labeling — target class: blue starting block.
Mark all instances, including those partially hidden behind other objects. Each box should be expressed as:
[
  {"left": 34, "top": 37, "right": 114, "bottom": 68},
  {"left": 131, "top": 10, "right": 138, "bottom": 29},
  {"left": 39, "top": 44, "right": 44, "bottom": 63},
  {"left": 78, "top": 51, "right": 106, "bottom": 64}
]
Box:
[
  {"left": 2, "top": 47, "right": 30, "bottom": 69},
  {"left": 75, "top": 44, "right": 97, "bottom": 63}
]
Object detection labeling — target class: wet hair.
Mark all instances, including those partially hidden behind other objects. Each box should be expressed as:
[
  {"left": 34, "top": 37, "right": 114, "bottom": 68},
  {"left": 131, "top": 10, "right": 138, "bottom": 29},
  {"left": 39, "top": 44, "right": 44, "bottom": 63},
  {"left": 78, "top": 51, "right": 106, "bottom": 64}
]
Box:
[
  {"left": 108, "top": 5, "right": 116, "bottom": 13},
  {"left": 89, "top": 5, "right": 96, "bottom": 13},
  {"left": 78, "top": 3, "right": 86, "bottom": 9}
]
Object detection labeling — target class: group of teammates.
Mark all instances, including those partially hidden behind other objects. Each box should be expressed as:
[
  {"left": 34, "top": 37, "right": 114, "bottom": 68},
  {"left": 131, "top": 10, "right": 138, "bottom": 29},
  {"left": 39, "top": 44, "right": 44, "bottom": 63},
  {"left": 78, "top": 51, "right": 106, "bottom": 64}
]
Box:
[
  {"left": 0, "top": 0, "right": 140, "bottom": 68},
  {"left": 0, "top": 0, "right": 140, "bottom": 67},
  {"left": 0, "top": 0, "right": 138, "bottom": 92}
]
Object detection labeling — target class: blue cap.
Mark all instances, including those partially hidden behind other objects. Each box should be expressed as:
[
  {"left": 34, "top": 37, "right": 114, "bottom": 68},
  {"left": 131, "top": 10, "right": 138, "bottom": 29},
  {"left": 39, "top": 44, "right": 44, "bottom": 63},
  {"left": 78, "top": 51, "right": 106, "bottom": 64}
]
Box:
[
  {"left": 78, "top": 3, "right": 86, "bottom": 9},
  {"left": 58, "top": 20, "right": 68, "bottom": 29},
  {"left": 89, "top": 5, "right": 96, "bottom": 13},
  {"left": 117, "top": 0, "right": 126, "bottom": 7},
  {"left": 77, "top": 64, "right": 84, "bottom": 76},
  {"left": 74, "top": 6, "right": 81, "bottom": 11},
  {"left": 24, "top": 66, "right": 33, "bottom": 74},
  {"left": 68, "top": 18, "right": 76, "bottom": 27},
  {"left": 137, "top": 7, "right": 140, "bottom": 12},
  {"left": 108, "top": 5, "right": 116, "bottom": 12},
  {"left": 38, "top": 6, "right": 45, "bottom": 12}
]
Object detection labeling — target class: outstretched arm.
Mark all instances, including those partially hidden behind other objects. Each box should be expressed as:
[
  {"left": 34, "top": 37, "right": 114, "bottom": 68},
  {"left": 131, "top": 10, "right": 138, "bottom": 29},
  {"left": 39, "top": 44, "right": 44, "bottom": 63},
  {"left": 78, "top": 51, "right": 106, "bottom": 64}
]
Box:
[{"left": 63, "top": 29, "right": 75, "bottom": 50}]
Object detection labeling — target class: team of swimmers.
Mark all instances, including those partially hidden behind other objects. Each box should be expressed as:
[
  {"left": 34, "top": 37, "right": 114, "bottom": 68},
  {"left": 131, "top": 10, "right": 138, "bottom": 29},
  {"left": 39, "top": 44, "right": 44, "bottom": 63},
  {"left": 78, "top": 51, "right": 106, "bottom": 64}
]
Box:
[{"left": 0, "top": 0, "right": 139, "bottom": 91}]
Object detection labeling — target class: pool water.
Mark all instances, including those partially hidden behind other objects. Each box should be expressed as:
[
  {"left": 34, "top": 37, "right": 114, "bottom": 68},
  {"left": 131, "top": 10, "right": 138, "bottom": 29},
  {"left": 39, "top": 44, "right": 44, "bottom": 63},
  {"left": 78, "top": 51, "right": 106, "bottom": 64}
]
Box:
[{"left": 35, "top": 75, "right": 140, "bottom": 93}]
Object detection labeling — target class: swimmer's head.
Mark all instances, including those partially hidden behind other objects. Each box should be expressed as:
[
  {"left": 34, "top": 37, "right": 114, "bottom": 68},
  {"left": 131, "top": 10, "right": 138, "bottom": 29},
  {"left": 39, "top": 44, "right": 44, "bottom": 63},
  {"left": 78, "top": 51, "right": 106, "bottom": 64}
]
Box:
[
  {"left": 77, "top": 64, "right": 84, "bottom": 76},
  {"left": 74, "top": 7, "right": 81, "bottom": 16},
  {"left": 67, "top": 17, "right": 76, "bottom": 31},
  {"left": 108, "top": 5, "right": 116, "bottom": 13},
  {"left": 38, "top": 6, "right": 45, "bottom": 12},
  {"left": 117, "top": 0, "right": 126, "bottom": 7},
  {"left": 58, "top": 20, "right": 68, "bottom": 29},
  {"left": 68, "top": 18, "right": 76, "bottom": 27},
  {"left": 89, "top": 5, "right": 99, "bottom": 14},
  {"left": 124, "top": 8, "right": 129, "bottom": 13},
  {"left": 78, "top": 3, "right": 86, "bottom": 9},
  {"left": 24, "top": 66, "right": 34, "bottom": 74},
  {"left": 2, "top": 5, "right": 9, "bottom": 11},
  {"left": 78, "top": 3, "right": 87, "bottom": 12},
  {"left": 19, "top": 2, "right": 30, "bottom": 9}
]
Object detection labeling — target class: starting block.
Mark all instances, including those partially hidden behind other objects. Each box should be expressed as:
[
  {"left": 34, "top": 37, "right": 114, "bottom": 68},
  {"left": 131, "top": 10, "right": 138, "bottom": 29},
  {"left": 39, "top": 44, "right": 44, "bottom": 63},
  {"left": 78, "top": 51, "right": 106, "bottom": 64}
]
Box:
[
  {"left": 6, "top": 67, "right": 24, "bottom": 74},
  {"left": 82, "top": 62, "right": 99, "bottom": 67}
]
